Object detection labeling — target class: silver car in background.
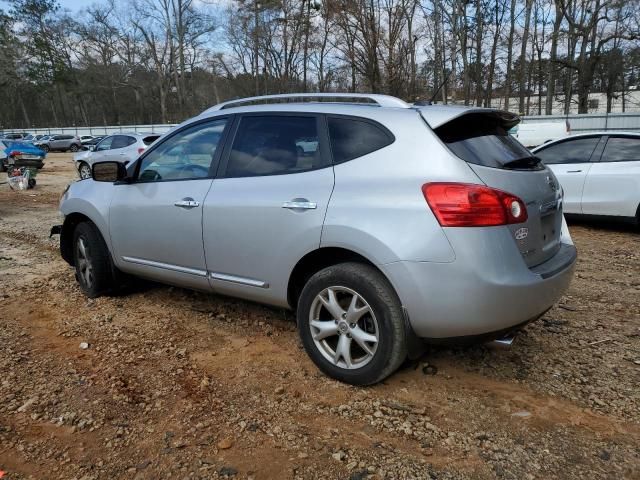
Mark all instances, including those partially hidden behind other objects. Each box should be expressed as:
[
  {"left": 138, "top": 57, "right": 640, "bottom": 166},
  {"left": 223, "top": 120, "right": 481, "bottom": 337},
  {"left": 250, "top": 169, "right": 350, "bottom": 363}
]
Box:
[
  {"left": 74, "top": 133, "right": 160, "bottom": 179},
  {"left": 54, "top": 93, "right": 576, "bottom": 385},
  {"left": 35, "top": 134, "right": 82, "bottom": 153}
]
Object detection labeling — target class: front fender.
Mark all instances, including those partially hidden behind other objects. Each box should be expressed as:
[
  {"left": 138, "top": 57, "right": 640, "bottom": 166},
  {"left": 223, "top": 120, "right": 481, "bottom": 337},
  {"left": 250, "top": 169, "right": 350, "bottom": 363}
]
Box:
[{"left": 60, "top": 180, "right": 115, "bottom": 253}]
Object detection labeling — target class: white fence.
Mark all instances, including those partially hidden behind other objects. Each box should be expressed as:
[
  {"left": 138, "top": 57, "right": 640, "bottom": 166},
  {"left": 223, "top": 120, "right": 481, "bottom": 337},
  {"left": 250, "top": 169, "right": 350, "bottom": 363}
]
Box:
[
  {"left": 3, "top": 112, "right": 640, "bottom": 137},
  {"left": 1, "top": 124, "right": 178, "bottom": 137},
  {"left": 520, "top": 112, "right": 640, "bottom": 133}
]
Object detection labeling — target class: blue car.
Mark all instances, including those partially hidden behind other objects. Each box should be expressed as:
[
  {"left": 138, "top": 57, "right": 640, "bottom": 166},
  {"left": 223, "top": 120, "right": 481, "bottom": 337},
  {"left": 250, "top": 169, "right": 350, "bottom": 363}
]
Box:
[{"left": 0, "top": 139, "right": 46, "bottom": 172}]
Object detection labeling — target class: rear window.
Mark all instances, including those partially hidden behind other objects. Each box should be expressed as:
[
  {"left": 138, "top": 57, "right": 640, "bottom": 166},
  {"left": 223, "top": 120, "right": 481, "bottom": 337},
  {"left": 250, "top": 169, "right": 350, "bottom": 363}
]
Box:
[
  {"left": 434, "top": 113, "right": 534, "bottom": 169},
  {"left": 328, "top": 117, "right": 394, "bottom": 164},
  {"left": 143, "top": 135, "right": 160, "bottom": 146}
]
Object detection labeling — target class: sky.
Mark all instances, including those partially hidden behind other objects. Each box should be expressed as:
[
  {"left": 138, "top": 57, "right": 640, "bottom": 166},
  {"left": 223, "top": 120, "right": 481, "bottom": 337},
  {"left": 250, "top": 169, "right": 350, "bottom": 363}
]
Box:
[{"left": 1, "top": 0, "right": 89, "bottom": 12}]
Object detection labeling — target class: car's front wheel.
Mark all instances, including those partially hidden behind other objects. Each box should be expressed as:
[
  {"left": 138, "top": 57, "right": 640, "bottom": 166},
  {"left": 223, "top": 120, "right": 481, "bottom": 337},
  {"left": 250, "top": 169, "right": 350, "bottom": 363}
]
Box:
[
  {"left": 70, "top": 144, "right": 79, "bottom": 152},
  {"left": 41, "top": 145, "right": 49, "bottom": 153},
  {"left": 297, "top": 262, "right": 407, "bottom": 385},
  {"left": 73, "top": 222, "right": 116, "bottom": 298},
  {"left": 78, "top": 162, "right": 92, "bottom": 179}
]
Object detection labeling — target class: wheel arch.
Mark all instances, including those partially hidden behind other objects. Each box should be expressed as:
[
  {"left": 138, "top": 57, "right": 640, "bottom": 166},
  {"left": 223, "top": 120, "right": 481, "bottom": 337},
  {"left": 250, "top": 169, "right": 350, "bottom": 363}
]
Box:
[
  {"left": 287, "top": 247, "right": 380, "bottom": 311},
  {"left": 60, "top": 213, "right": 98, "bottom": 265}
]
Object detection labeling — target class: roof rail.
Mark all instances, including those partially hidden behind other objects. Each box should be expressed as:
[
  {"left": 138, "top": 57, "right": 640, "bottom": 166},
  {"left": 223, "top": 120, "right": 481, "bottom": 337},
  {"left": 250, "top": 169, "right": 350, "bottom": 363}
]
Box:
[{"left": 204, "top": 93, "right": 410, "bottom": 112}]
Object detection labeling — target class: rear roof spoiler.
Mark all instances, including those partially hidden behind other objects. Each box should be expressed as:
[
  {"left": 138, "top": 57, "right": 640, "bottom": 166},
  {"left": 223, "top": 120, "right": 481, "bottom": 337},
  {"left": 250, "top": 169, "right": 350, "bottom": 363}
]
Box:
[{"left": 417, "top": 106, "right": 520, "bottom": 130}]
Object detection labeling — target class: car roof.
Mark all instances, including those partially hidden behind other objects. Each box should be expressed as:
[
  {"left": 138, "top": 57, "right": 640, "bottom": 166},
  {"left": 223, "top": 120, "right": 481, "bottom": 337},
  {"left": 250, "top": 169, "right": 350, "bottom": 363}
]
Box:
[{"left": 531, "top": 131, "right": 640, "bottom": 151}]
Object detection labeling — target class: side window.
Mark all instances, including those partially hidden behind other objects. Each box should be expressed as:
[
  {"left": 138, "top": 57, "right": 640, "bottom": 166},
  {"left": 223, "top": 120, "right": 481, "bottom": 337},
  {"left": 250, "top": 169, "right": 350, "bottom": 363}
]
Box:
[
  {"left": 111, "top": 135, "right": 133, "bottom": 149},
  {"left": 137, "top": 118, "right": 227, "bottom": 182},
  {"left": 536, "top": 137, "right": 600, "bottom": 164},
  {"left": 600, "top": 137, "right": 640, "bottom": 162},
  {"left": 95, "top": 136, "right": 113, "bottom": 151},
  {"left": 226, "top": 115, "right": 325, "bottom": 178},
  {"left": 328, "top": 117, "right": 394, "bottom": 164}
]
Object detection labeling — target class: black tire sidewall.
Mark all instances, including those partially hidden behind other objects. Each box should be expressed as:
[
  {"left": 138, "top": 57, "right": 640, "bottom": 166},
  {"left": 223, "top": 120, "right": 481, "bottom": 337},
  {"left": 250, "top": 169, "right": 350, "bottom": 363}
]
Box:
[
  {"left": 297, "top": 263, "right": 405, "bottom": 385},
  {"left": 72, "top": 222, "right": 113, "bottom": 298}
]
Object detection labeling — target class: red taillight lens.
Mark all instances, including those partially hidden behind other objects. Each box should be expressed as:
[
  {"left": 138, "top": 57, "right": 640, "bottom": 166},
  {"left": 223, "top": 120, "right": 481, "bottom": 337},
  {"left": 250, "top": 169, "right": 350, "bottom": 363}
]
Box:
[
  {"left": 9, "top": 150, "right": 23, "bottom": 158},
  {"left": 422, "top": 183, "right": 528, "bottom": 227},
  {"left": 137, "top": 147, "right": 145, "bottom": 154}
]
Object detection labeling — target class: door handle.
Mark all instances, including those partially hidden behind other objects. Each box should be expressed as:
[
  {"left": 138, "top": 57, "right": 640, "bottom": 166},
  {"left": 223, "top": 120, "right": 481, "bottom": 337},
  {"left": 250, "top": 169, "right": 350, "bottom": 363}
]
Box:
[
  {"left": 282, "top": 200, "right": 317, "bottom": 210},
  {"left": 567, "top": 170, "right": 582, "bottom": 173},
  {"left": 174, "top": 198, "right": 200, "bottom": 208}
]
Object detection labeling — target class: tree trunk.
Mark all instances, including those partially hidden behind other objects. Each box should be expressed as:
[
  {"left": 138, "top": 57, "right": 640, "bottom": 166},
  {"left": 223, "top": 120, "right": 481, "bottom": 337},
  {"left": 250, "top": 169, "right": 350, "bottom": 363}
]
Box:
[
  {"left": 503, "top": 0, "right": 516, "bottom": 111},
  {"left": 518, "top": 0, "right": 533, "bottom": 114}
]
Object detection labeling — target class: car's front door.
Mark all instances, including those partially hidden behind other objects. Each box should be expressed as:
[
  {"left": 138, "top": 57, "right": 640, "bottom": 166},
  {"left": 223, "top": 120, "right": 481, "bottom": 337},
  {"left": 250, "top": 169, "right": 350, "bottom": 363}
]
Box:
[
  {"left": 536, "top": 136, "right": 603, "bottom": 214},
  {"left": 582, "top": 136, "right": 640, "bottom": 217},
  {"left": 109, "top": 117, "right": 230, "bottom": 291},
  {"left": 50, "top": 135, "right": 65, "bottom": 150},
  {"left": 91, "top": 136, "right": 114, "bottom": 163},
  {"left": 203, "top": 113, "right": 334, "bottom": 307}
]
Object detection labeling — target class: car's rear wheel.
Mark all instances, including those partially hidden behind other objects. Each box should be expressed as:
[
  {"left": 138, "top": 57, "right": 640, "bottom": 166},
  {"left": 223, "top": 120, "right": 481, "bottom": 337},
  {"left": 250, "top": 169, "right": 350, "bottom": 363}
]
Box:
[
  {"left": 78, "top": 162, "right": 92, "bottom": 179},
  {"left": 70, "top": 144, "right": 79, "bottom": 152},
  {"left": 73, "top": 222, "right": 116, "bottom": 298},
  {"left": 297, "top": 262, "right": 407, "bottom": 385}
]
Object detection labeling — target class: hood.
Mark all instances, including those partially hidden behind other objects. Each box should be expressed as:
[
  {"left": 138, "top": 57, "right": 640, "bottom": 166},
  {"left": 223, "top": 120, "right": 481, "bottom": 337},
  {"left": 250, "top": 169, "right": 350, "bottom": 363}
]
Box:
[{"left": 74, "top": 150, "right": 92, "bottom": 162}]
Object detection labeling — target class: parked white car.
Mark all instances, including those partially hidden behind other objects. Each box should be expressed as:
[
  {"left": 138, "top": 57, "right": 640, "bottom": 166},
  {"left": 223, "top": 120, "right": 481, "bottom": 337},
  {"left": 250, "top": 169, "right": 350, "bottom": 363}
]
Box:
[
  {"left": 533, "top": 132, "right": 640, "bottom": 223},
  {"left": 511, "top": 121, "right": 571, "bottom": 148},
  {"left": 74, "top": 133, "right": 160, "bottom": 179}
]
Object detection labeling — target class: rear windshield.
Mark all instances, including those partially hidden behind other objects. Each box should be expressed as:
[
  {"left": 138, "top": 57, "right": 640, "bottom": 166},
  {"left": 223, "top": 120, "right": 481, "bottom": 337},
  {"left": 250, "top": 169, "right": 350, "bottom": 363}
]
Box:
[
  {"left": 143, "top": 135, "right": 160, "bottom": 146},
  {"left": 434, "top": 113, "right": 535, "bottom": 169}
]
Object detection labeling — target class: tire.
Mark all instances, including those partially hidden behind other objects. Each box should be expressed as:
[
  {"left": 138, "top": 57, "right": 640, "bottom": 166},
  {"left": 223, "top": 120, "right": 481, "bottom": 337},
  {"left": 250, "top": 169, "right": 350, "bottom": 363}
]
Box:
[
  {"left": 296, "top": 146, "right": 304, "bottom": 156},
  {"left": 70, "top": 144, "right": 79, "bottom": 152},
  {"left": 28, "top": 178, "right": 36, "bottom": 188},
  {"left": 41, "top": 145, "right": 49, "bottom": 153},
  {"left": 0, "top": 162, "right": 6, "bottom": 172},
  {"left": 72, "top": 222, "right": 116, "bottom": 298},
  {"left": 297, "top": 262, "right": 407, "bottom": 385},
  {"left": 78, "top": 162, "right": 92, "bottom": 179}
]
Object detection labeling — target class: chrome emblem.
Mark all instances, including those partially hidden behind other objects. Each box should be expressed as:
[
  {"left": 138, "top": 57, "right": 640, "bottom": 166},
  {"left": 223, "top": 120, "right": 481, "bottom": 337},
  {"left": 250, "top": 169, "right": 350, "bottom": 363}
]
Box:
[
  {"left": 546, "top": 175, "right": 557, "bottom": 191},
  {"left": 515, "top": 227, "right": 529, "bottom": 240}
]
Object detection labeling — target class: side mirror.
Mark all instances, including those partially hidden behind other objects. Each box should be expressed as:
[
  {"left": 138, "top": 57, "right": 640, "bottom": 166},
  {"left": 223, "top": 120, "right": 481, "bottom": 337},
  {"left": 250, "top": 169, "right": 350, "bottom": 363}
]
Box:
[{"left": 92, "top": 161, "right": 127, "bottom": 183}]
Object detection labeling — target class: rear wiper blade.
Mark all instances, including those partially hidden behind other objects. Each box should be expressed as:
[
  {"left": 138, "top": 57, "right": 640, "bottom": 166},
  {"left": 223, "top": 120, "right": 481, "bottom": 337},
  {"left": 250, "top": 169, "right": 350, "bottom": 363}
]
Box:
[{"left": 502, "top": 155, "right": 542, "bottom": 169}]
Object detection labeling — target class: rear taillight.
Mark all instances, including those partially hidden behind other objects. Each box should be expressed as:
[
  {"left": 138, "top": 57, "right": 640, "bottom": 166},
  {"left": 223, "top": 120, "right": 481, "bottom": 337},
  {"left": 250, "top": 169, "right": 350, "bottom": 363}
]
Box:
[
  {"left": 137, "top": 147, "right": 145, "bottom": 154},
  {"left": 422, "top": 183, "right": 528, "bottom": 227},
  {"left": 8, "top": 150, "right": 23, "bottom": 158}
]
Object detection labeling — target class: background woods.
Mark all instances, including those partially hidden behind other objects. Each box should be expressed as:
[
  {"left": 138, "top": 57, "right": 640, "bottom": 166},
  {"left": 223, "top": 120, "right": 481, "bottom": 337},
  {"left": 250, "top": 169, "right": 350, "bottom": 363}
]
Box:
[{"left": 1, "top": 0, "right": 639, "bottom": 128}]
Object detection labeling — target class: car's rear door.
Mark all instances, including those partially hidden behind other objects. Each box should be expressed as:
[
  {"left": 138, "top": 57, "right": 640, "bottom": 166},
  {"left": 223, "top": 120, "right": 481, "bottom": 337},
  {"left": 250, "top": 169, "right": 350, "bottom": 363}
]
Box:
[
  {"left": 535, "top": 136, "right": 604, "bottom": 214},
  {"left": 103, "top": 135, "right": 136, "bottom": 163},
  {"left": 109, "top": 117, "right": 230, "bottom": 291},
  {"left": 582, "top": 135, "right": 640, "bottom": 217},
  {"left": 202, "top": 113, "right": 334, "bottom": 307}
]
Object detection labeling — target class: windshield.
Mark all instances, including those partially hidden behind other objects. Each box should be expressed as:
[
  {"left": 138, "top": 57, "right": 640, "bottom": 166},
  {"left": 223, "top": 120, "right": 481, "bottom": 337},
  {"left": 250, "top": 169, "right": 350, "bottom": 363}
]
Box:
[{"left": 434, "top": 112, "right": 537, "bottom": 169}]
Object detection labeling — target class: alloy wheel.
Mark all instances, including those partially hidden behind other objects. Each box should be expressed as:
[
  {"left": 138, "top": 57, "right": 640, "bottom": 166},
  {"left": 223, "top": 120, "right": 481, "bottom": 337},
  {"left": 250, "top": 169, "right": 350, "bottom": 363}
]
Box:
[
  {"left": 79, "top": 163, "right": 91, "bottom": 179},
  {"left": 76, "top": 237, "right": 93, "bottom": 289},
  {"left": 309, "top": 286, "right": 379, "bottom": 369}
]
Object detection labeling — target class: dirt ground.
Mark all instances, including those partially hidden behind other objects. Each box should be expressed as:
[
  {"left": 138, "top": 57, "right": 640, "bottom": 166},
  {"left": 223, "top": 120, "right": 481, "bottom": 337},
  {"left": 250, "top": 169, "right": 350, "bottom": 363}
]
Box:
[{"left": 0, "top": 153, "right": 638, "bottom": 480}]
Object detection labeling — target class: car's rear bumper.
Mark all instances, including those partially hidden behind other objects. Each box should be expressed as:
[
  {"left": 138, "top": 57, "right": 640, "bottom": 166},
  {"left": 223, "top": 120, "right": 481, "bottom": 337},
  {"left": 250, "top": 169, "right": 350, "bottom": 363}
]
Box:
[
  {"left": 381, "top": 241, "right": 577, "bottom": 339},
  {"left": 3, "top": 158, "right": 45, "bottom": 169}
]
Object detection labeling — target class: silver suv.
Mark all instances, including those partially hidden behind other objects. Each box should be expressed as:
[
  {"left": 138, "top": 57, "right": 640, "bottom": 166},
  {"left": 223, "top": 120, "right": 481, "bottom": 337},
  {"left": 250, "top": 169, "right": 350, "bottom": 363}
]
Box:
[
  {"left": 53, "top": 94, "right": 576, "bottom": 385},
  {"left": 74, "top": 133, "right": 160, "bottom": 179},
  {"left": 35, "top": 134, "right": 82, "bottom": 153}
]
